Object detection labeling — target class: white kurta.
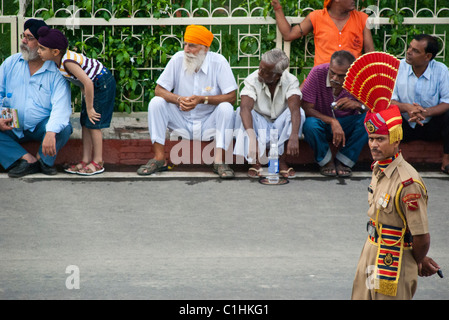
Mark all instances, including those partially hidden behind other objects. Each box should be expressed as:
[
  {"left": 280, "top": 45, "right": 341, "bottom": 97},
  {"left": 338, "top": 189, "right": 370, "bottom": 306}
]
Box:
[{"left": 148, "top": 50, "right": 238, "bottom": 150}]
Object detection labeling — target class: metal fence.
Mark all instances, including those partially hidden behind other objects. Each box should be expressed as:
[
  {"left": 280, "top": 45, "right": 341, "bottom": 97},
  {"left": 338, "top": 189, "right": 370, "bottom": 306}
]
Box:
[{"left": 1, "top": 0, "right": 449, "bottom": 112}]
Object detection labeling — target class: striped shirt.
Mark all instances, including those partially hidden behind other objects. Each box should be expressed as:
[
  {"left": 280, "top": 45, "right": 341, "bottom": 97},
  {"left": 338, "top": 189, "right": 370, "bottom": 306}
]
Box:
[
  {"left": 301, "top": 63, "right": 358, "bottom": 118},
  {"left": 59, "top": 50, "right": 104, "bottom": 86}
]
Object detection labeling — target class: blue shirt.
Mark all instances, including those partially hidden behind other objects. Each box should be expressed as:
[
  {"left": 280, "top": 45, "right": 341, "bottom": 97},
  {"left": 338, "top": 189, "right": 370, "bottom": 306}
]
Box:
[
  {"left": 0, "top": 53, "right": 71, "bottom": 138},
  {"left": 392, "top": 59, "right": 449, "bottom": 128}
]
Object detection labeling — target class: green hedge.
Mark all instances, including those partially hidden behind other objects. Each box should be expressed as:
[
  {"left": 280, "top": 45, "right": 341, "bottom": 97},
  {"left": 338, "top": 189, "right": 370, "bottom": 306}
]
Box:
[{"left": 2, "top": 0, "right": 449, "bottom": 112}]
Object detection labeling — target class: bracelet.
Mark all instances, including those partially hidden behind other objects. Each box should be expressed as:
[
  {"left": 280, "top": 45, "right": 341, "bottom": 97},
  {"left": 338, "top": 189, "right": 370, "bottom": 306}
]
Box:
[
  {"left": 204, "top": 96, "right": 208, "bottom": 104},
  {"left": 177, "top": 96, "right": 181, "bottom": 103},
  {"left": 298, "top": 24, "right": 304, "bottom": 37}
]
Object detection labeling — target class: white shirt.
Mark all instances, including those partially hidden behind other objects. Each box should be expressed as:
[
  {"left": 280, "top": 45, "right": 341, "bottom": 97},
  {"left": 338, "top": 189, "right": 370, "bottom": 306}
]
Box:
[
  {"left": 240, "top": 69, "right": 302, "bottom": 121},
  {"left": 156, "top": 50, "right": 238, "bottom": 122}
]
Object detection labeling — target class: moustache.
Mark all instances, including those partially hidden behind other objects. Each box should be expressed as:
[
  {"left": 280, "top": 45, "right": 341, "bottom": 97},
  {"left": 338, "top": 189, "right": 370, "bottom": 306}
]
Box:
[{"left": 330, "top": 79, "right": 342, "bottom": 86}]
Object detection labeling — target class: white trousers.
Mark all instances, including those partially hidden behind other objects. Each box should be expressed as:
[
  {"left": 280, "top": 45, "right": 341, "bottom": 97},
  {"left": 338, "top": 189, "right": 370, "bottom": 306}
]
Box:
[
  {"left": 233, "top": 107, "right": 305, "bottom": 161},
  {"left": 147, "top": 96, "right": 235, "bottom": 150}
]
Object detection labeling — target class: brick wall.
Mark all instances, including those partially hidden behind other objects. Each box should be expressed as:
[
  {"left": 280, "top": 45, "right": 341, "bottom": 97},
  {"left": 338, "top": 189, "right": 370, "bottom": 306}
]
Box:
[{"left": 21, "top": 138, "right": 443, "bottom": 168}]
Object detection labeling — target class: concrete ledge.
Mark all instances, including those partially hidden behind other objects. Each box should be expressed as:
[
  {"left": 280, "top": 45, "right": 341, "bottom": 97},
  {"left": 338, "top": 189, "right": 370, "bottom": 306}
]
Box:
[{"left": 1, "top": 170, "right": 447, "bottom": 180}]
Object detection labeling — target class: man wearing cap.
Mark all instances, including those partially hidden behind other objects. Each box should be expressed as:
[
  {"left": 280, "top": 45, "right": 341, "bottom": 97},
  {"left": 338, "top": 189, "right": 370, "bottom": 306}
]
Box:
[
  {"left": 0, "top": 19, "right": 72, "bottom": 177},
  {"left": 271, "top": 0, "right": 374, "bottom": 66},
  {"left": 351, "top": 104, "right": 440, "bottom": 299},
  {"left": 391, "top": 34, "right": 449, "bottom": 176},
  {"left": 139, "top": 25, "right": 238, "bottom": 178}
]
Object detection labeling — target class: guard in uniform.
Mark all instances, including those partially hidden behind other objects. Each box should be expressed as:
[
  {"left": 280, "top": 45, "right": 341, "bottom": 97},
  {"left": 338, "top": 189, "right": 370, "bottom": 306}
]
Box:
[{"left": 343, "top": 52, "right": 441, "bottom": 300}]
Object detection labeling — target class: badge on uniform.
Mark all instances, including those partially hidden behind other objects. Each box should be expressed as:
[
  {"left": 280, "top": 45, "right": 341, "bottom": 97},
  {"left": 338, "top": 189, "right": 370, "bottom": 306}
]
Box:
[
  {"left": 402, "top": 193, "right": 421, "bottom": 211},
  {"left": 377, "top": 193, "right": 390, "bottom": 208}
]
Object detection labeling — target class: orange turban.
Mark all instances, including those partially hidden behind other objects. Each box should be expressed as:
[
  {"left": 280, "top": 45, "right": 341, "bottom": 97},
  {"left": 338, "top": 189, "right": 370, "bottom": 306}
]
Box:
[
  {"left": 324, "top": 0, "right": 333, "bottom": 8},
  {"left": 184, "top": 25, "right": 214, "bottom": 47}
]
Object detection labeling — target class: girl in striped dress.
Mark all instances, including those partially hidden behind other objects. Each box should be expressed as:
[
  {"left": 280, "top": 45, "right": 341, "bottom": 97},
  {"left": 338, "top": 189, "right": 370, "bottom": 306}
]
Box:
[{"left": 37, "top": 26, "right": 116, "bottom": 175}]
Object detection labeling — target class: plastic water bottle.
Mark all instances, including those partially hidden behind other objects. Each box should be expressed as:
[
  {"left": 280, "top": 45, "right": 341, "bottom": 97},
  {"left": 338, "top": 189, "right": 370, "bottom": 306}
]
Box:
[{"left": 267, "top": 131, "right": 279, "bottom": 184}]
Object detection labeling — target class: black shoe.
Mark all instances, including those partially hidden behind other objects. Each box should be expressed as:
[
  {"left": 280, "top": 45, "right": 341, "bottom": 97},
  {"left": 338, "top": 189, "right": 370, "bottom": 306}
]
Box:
[
  {"left": 38, "top": 158, "right": 58, "bottom": 175},
  {"left": 8, "top": 159, "right": 40, "bottom": 178}
]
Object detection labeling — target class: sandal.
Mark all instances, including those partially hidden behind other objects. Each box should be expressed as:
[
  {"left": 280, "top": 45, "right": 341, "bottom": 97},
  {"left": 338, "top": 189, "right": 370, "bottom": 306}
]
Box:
[
  {"left": 213, "top": 163, "right": 235, "bottom": 179},
  {"left": 137, "top": 159, "right": 168, "bottom": 176},
  {"left": 335, "top": 160, "right": 352, "bottom": 177},
  {"left": 64, "top": 161, "right": 87, "bottom": 174},
  {"left": 247, "top": 166, "right": 263, "bottom": 179},
  {"left": 280, "top": 167, "right": 296, "bottom": 179},
  {"left": 319, "top": 163, "right": 337, "bottom": 177},
  {"left": 77, "top": 161, "right": 105, "bottom": 176}
]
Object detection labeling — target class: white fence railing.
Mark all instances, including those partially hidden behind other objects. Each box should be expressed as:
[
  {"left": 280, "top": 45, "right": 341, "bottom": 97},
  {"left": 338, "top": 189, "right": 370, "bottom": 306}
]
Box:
[{"left": 1, "top": 1, "right": 448, "bottom": 111}]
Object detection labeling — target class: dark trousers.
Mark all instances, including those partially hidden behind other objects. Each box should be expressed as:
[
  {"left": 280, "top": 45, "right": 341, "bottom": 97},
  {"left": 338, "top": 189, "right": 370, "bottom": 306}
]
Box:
[{"left": 402, "top": 110, "right": 449, "bottom": 154}]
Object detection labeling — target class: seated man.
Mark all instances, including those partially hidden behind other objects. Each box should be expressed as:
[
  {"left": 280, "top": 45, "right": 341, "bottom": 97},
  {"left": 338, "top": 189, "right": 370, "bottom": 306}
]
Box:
[
  {"left": 234, "top": 48, "right": 305, "bottom": 178},
  {"left": 301, "top": 50, "right": 367, "bottom": 177},
  {"left": 391, "top": 34, "right": 449, "bottom": 175},
  {"left": 138, "top": 25, "right": 238, "bottom": 178},
  {"left": 0, "top": 19, "right": 72, "bottom": 178}
]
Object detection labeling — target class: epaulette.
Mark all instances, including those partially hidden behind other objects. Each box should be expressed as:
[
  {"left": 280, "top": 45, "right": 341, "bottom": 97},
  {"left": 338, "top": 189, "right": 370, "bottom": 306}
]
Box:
[
  {"left": 396, "top": 163, "right": 428, "bottom": 199},
  {"left": 401, "top": 177, "right": 414, "bottom": 187},
  {"left": 396, "top": 163, "right": 415, "bottom": 188}
]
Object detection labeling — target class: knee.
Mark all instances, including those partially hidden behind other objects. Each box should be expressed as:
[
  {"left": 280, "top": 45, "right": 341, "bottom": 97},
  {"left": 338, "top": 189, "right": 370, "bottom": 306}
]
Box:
[
  {"left": 303, "top": 117, "right": 320, "bottom": 133},
  {"left": 217, "top": 102, "right": 234, "bottom": 113},
  {"left": 216, "top": 102, "right": 235, "bottom": 120},
  {"left": 148, "top": 96, "right": 167, "bottom": 113}
]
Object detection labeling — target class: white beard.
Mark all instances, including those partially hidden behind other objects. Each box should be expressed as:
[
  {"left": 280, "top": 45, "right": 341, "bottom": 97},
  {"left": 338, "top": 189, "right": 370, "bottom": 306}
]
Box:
[
  {"left": 183, "top": 49, "right": 207, "bottom": 75},
  {"left": 20, "top": 43, "right": 40, "bottom": 61}
]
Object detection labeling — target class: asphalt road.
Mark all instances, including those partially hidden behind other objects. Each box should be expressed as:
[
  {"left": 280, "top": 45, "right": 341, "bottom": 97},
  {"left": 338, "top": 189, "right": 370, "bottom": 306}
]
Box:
[{"left": 0, "top": 172, "right": 448, "bottom": 301}]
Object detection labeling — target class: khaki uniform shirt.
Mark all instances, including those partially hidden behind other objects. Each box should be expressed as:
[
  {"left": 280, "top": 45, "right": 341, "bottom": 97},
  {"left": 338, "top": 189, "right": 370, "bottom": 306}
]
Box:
[
  {"left": 368, "top": 153, "right": 429, "bottom": 235},
  {"left": 352, "top": 153, "right": 429, "bottom": 300}
]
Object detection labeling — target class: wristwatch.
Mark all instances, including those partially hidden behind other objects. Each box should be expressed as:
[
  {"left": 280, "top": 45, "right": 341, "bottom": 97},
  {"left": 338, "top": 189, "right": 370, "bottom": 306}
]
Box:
[{"left": 204, "top": 96, "right": 208, "bottom": 104}]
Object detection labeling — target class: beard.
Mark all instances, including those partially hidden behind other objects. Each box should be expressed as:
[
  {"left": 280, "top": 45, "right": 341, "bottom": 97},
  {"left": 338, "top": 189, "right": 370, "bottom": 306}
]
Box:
[
  {"left": 183, "top": 48, "right": 207, "bottom": 75},
  {"left": 20, "top": 43, "right": 40, "bottom": 61}
]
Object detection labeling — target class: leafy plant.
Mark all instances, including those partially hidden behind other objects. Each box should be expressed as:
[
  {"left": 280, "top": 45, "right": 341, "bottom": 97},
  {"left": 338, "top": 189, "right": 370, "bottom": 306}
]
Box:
[{"left": 5, "top": 0, "right": 449, "bottom": 112}]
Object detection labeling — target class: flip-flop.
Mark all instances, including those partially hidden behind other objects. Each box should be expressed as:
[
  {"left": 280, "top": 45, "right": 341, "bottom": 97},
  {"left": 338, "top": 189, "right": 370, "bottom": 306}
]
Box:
[
  {"left": 441, "top": 164, "right": 449, "bottom": 175},
  {"left": 137, "top": 159, "right": 168, "bottom": 176},
  {"left": 280, "top": 167, "right": 296, "bottom": 179},
  {"left": 247, "top": 167, "right": 263, "bottom": 179}
]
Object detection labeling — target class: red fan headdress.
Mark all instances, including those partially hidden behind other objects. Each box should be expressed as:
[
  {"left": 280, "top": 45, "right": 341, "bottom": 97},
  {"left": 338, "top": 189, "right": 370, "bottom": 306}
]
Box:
[{"left": 343, "top": 52, "right": 403, "bottom": 143}]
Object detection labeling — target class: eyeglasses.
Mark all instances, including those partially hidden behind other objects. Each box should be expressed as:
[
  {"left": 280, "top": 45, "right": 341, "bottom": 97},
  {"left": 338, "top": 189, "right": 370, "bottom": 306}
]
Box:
[
  {"left": 20, "top": 33, "right": 36, "bottom": 42},
  {"left": 183, "top": 42, "right": 201, "bottom": 49}
]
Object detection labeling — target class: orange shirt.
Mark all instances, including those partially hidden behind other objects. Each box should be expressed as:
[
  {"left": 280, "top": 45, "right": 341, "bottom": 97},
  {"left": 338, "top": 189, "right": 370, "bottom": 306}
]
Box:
[{"left": 309, "top": 8, "right": 368, "bottom": 66}]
